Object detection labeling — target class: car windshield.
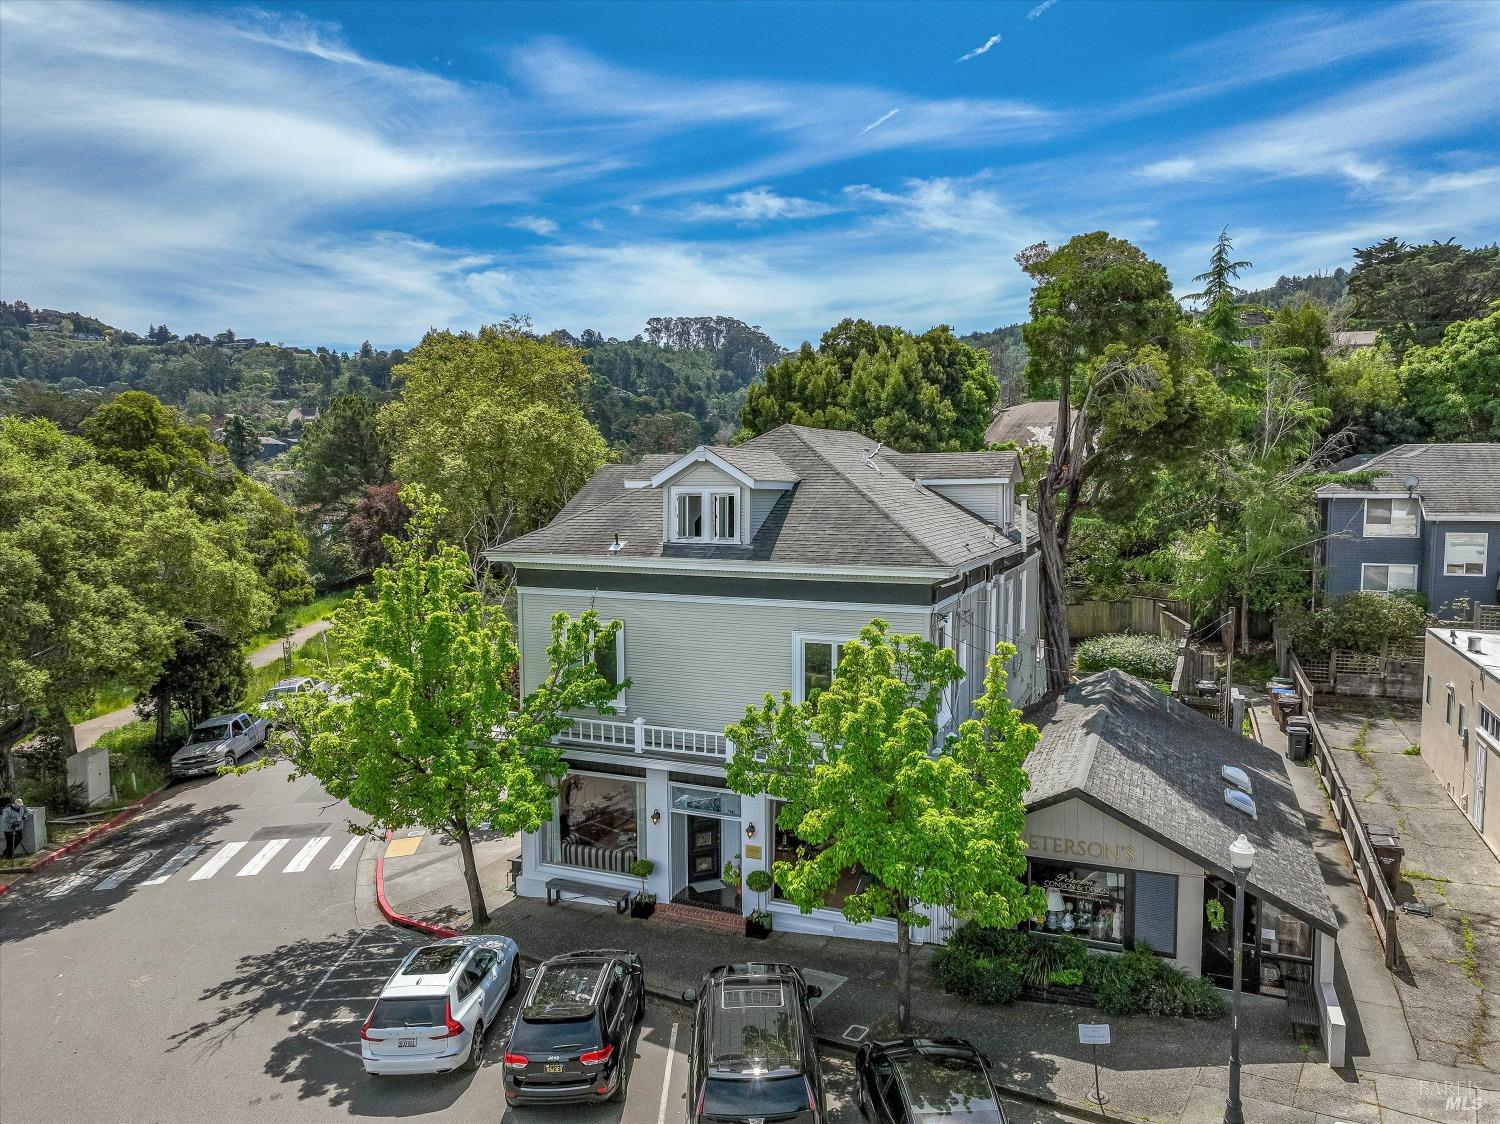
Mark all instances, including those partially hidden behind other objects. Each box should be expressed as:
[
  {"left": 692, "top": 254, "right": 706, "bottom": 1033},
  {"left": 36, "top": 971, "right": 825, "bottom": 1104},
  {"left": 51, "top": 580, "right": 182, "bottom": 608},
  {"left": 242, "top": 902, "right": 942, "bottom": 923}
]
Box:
[
  {"left": 368, "top": 997, "right": 446, "bottom": 1029},
  {"left": 264, "top": 686, "right": 295, "bottom": 700},
  {"left": 522, "top": 962, "right": 604, "bottom": 1021},
  {"left": 894, "top": 1051, "right": 999, "bottom": 1119},
  {"left": 403, "top": 946, "right": 464, "bottom": 977},
  {"left": 709, "top": 977, "right": 800, "bottom": 1073},
  {"left": 702, "top": 1074, "right": 809, "bottom": 1116},
  {"left": 189, "top": 722, "right": 232, "bottom": 744}
]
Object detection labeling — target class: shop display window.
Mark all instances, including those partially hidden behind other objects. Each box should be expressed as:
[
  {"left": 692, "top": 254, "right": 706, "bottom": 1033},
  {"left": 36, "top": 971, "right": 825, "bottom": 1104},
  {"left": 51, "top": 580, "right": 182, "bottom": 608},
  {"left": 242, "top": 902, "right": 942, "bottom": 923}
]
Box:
[{"left": 1028, "top": 859, "right": 1127, "bottom": 947}]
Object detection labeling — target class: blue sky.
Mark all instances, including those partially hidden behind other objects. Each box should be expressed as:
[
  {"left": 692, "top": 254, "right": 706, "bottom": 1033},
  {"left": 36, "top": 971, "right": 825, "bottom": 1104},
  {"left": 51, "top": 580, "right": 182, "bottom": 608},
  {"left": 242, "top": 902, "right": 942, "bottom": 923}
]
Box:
[{"left": 1, "top": 0, "right": 1496, "bottom": 350}]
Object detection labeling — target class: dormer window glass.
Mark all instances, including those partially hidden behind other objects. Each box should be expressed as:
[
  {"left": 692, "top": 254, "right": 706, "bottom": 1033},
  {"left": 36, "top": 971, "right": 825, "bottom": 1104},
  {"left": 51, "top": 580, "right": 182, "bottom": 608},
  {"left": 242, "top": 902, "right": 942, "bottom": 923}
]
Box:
[{"left": 671, "top": 487, "right": 739, "bottom": 544}]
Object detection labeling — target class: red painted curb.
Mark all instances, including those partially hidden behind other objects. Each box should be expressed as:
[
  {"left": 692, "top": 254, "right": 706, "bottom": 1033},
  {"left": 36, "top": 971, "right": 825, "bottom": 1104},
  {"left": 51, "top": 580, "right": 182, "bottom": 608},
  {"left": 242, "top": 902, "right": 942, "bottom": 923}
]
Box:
[
  {"left": 374, "top": 830, "right": 462, "bottom": 939},
  {"left": 0, "top": 786, "right": 168, "bottom": 895}
]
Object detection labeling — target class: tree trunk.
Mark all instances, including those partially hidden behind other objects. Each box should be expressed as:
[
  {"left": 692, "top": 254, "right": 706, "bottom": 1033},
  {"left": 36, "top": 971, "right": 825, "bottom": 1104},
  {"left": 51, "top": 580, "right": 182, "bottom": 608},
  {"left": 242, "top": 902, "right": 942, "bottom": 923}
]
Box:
[
  {"left": 155, "top": 684, "right": 170, "bottom": 747},
  {"left": 1239, "top": 593, "right": 1250, "bottom": 656},
  {"left": 48, "top": 706, "right": 78, "bottom": 757},
  {"left": 896, "top": 907, "right": 913, "bottom": 1034},
  {"left": 1035, "top": 471, "right": 1073, "bottom": 695},
  {"left": 453, "top": 815, "right": 490, "bottom": 929}
]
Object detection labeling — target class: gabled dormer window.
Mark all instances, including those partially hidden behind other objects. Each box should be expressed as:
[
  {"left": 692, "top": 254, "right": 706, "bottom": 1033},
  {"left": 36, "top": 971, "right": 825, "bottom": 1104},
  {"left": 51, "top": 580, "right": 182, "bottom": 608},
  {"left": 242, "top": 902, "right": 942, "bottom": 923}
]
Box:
[{"left": 672, "top": 487, "right": 739, "bottom": 544}]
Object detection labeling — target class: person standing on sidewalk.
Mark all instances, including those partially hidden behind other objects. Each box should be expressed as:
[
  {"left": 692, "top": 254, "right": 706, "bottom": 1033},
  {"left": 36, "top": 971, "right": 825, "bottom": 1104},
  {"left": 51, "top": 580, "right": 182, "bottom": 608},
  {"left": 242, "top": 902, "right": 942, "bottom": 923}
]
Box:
[{"left": 2, "top": 797, "right": 26, "bottom": 859}]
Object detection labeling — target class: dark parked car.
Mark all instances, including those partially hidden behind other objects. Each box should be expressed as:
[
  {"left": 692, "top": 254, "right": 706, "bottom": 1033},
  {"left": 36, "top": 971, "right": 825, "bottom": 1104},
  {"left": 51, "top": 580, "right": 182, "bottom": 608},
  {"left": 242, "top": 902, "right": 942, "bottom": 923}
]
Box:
[
  {"left": 682, "top": 963, "right": 825, "bottom": 1123},
  {"left": 502, "top": 949, "right": 643, "bottom": 1106},
  {"left": 855, "top": 1038, "right": 1008, "bottom": 1123}
]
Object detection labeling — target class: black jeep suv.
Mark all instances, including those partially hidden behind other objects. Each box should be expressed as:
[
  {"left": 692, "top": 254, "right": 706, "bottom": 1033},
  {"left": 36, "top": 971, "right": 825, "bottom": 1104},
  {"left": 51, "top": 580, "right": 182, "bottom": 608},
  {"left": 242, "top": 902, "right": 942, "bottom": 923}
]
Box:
[{"left": 682, "top": 963, "right": 825, "bottom": 1123}]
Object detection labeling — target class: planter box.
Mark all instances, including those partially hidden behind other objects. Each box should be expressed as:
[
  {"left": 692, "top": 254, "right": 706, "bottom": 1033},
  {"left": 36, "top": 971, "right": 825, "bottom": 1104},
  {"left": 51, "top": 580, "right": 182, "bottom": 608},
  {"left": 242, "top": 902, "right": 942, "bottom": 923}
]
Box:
[
  {"left": 629, "top": 899, "right": 656, "bottom": 920},
  {"left": 745, "top": 917, "right": 773, "bottom": 940},
  {"left": 1022, "top": 982, "right": 1096, "bottom": 1006}
]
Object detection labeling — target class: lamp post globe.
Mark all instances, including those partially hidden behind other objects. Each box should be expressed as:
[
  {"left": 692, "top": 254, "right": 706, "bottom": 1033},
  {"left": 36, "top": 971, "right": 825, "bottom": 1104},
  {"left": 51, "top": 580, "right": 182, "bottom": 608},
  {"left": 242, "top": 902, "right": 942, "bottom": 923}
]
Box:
[{"left": 1224, "top": 833, "right": 1256, "bottom": 1124}]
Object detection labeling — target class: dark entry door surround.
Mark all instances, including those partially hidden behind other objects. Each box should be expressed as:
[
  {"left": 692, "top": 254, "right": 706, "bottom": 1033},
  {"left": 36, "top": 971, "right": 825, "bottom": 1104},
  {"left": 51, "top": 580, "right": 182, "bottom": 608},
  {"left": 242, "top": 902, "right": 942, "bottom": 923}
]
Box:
[
  {"left": 686, "top": 815, "right": 722, "bottom": 885},
  {"left": 1202, "top": 875, "right": 1261, "bottom": 994}
]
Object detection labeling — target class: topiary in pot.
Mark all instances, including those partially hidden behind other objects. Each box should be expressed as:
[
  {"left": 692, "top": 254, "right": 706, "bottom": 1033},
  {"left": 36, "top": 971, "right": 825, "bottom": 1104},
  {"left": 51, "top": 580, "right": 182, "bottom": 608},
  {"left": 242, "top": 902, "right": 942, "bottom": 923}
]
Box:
[
  {"left": 744, "top": 869, "right": 774, "bottom": 938},
  {"left": 629, "top": 858, "right": 656, "bottom": 918}
]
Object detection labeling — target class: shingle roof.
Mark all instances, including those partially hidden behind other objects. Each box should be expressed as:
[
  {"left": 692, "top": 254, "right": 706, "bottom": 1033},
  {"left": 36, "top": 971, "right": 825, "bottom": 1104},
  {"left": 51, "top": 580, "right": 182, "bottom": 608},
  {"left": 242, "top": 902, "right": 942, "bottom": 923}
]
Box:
[
  {"left": 1330, "top": 330, "right": 1378, "bottom": 349},
  {"left": 1315, "top": 443, "right": 1500, "bottom": 515},
  {"left": 984, "top": 401, "right": 1074, "bottom": 449},
  {"left": 891, "top": 450, "right": 1020, "bottom": 481},
  {"left": 493, "top": 424, "right": 1023, "bottom": 570},
  {"left": 1023, "top": 671, "right": 1337, "bottom": 932}
]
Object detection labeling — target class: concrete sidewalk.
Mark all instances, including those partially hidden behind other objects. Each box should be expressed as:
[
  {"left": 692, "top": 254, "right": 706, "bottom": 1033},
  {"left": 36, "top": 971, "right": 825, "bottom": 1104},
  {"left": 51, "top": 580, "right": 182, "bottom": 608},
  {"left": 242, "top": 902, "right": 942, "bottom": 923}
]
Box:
[{"left": 379, "top": 820, "right": 1496, "bottom": 1124}]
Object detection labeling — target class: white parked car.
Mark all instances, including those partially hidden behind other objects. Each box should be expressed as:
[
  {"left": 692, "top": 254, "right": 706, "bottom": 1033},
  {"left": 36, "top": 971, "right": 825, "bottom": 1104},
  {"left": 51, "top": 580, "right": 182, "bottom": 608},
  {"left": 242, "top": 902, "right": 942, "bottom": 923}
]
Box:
[
  {"left": 256, "top": 676, "right": 329, "bottom": 725},
  {"left": 361, "top": 935, "right": 521, "bottom": 1076},
  {"left": 170, "top": 712, "right": 269, "bottom": 779}
]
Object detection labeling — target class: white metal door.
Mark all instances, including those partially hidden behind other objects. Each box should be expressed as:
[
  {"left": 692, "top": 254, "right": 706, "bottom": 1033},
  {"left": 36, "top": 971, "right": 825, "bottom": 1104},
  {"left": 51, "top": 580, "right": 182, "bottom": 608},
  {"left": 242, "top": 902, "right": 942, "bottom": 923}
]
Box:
[{"left": 1472, "top": 739, "right": 1488, "bottom": 832}]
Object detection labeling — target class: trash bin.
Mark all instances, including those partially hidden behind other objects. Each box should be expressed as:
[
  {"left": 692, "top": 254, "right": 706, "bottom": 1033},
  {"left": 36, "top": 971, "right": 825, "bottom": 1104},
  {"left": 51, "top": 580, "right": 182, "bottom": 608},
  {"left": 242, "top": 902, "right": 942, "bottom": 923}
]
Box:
[
  {"left": 1366, "top": 826, "right": 1404, "bottom": 894},
  {"left": 1286, "top": 717, "right": 1312, "bottom": 763},
  {"left": 20, "top": 805, "right": 47, "bottom": 855}
]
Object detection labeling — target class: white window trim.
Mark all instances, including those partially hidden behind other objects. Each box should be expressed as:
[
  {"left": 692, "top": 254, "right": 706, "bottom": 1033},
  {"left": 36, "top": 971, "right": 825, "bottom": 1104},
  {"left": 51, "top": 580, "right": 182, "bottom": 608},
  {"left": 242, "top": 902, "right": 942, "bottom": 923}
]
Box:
[
  {"left": 670, "top": 486, "right": 740, "bottom": 545},
  {"left": 936, "top": 613, "right": 954, "bottom": 729},
  {"left": 1360, "top": 562, "right": 1419, "bottom": 594},
  {"left": 583, "top": 622, "right": 627, "bottom": 713},
  {"left": 792, "top": 633, "right": 850, "bottom": 704},
  {"left": 1443, "top": 531, "right": 1488, "bottom": 577},
  {"left": 1362, "top": 497, "right": 1420, "bottom": 539}
]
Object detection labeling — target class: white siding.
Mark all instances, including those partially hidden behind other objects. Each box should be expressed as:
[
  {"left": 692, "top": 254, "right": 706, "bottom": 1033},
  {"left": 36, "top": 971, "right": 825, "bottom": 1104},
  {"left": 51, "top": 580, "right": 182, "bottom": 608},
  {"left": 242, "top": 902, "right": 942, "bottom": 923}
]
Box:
[
  {"left": 929, "top": 482, "right": 1003, "bottom": 525},
  {"left": 749, "top": 487, "right": 782, "bottom": 539},
  {"left": 519, "top": 588, "right": 930, "bottom": 732}
]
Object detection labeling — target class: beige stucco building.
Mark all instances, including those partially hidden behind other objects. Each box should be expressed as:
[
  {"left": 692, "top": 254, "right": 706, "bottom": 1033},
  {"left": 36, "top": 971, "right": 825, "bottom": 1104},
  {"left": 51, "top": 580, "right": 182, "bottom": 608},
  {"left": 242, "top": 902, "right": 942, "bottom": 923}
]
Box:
[{"left": 1420, "top": 628, "right": 1500, "bottom": 858}]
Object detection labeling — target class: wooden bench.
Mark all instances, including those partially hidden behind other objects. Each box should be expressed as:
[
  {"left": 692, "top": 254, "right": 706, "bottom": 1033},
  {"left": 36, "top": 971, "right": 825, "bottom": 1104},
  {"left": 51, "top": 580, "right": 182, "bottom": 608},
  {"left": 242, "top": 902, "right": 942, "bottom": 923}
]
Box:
[{"left": 545, "top": 876, "right": 629, "bottom": 914}]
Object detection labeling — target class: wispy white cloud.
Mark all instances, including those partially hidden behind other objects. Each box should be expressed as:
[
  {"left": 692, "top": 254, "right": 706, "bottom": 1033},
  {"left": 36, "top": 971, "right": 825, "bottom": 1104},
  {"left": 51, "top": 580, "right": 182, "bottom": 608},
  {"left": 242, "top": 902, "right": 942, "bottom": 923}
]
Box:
[
  {"left": 687, "top": 188, "right": 837, "bottom": 222},
  {"left": 859, "top": 108, "right": 901, "bottom": 136},
  {"left": 1027, "top": 0, "right": 1058, "bottom": 21},
  {"left": 512, "top": 216, "right": 560, "bottom": 236},
  {"left": 956, "top": 34, "right": 1002, "bottom": 63}
]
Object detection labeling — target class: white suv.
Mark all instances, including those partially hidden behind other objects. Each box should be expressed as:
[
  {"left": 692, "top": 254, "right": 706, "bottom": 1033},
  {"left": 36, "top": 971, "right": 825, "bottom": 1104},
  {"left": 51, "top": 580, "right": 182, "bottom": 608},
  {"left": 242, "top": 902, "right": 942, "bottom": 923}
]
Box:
[{"left": 361, "top": 935, "right": 521, "bottom": 1076}]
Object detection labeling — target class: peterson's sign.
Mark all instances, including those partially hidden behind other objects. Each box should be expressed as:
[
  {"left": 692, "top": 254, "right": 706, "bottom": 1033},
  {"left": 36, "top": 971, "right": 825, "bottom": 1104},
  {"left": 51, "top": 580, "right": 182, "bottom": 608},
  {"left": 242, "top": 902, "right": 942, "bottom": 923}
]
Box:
[{"left": 1026, "top": 834, "right": 1137, "bottom": 864}]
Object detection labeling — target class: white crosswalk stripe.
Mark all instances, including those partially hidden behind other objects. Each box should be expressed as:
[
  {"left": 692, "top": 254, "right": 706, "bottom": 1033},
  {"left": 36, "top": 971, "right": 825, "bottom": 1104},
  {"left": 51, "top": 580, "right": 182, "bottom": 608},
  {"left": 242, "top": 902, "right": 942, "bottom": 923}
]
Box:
[
  {"left": 95, "top": 849, "right": 157, "bottom": 891},
  {"left": 189, "top": 841, "right": 246, "bottom": 881},
  {"left": 47, "top": 862, "right": 108, "bottom": 897},
  {"left": 141, "top": 844, "right": 204, "bottom": 886},
  {"left": 328, "top": 836, "right": 362, "bottom": 870},
  {"left": 236, "top": 838, "right": 290, "bottom": 877},
  {"left": 282, "top": 835, "right": 331, "bottom": 873}
]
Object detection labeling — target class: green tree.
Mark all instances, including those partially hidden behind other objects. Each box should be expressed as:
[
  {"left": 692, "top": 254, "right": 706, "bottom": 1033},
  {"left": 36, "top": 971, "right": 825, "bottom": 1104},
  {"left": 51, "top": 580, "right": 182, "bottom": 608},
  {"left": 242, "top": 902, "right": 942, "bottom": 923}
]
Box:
[
  {"left": 295, "top": 393, "right": 391, "bottom": 518},
  {"left": 1398, "top": 309, "right": 1500, "bottom": 441},
  {"left": 724, "top": 620, "right": 1044, "bottom": 1032},
  {"left": 739, "top": 319, "right": 997, "bottom": 451},
  {"left": 1186, "top": 229, "right": 1255, "bottom": 390},
  {"left": 628, "top": 411, "right": 704, "bottom": 456},
  {"left": 236, "top": 479, "right": 315, "bottom": 606},
  {"left": 265, "top": 487, "right": 623, "bottom": 926},
  {"left": 138, "top": 630, "right": 249, "bottom": 750},
  {"left": 222, "top": 414, "right": 259, "bottom": 472},
  {"left": 81, "top": 391, "right": 236, "bottom": 519},
  {"left": 380, "top": 323, "right": 609, "bottom": 576},
  {"left": 1260, "top": 303, "right": 1331, "bottom": 397},
  {"left": 1348, "top": 238, "right": 1500, "bottom": 356},
  {"left": 1017, "top": 232, "right": 1220, "bottom": 692}
]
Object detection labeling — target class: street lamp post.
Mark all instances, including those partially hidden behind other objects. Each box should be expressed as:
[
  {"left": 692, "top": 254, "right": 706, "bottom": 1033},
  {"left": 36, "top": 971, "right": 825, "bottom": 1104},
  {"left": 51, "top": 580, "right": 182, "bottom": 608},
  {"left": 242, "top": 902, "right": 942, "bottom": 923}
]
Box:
[{"left": 1224, "top": 833, "right": 1257, "bottom": 1124}]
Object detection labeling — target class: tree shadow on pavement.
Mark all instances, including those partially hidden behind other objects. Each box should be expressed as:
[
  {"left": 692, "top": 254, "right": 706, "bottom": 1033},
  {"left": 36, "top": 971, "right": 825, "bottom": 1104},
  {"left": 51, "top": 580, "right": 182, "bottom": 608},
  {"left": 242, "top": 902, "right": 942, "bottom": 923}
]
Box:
[{"left": 0, "top": 801, "right": 238, "bottom": 944}]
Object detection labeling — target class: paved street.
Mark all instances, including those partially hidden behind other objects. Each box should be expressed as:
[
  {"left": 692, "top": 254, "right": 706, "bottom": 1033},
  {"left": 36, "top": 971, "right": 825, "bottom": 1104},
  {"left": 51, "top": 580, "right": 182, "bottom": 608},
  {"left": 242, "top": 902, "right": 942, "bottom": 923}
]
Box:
[{"left": 0, "top": 761, "right": 1068, "bottom": 1124}]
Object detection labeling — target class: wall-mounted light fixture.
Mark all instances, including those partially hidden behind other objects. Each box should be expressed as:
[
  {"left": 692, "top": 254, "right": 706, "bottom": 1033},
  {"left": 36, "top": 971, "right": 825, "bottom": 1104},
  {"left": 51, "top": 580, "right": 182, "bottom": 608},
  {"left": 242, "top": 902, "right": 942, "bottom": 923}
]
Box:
[
  {"left": 650, "top": 809, "right": 661, "bottom": 826},
  {"left": 745, "top": 822, "right": 756, "bottom": 839}
]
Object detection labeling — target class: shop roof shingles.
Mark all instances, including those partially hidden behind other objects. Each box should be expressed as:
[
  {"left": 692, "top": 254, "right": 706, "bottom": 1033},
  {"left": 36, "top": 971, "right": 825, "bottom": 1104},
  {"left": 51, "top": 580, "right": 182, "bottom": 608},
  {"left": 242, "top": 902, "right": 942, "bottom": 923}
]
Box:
[
  {"left": 1315, "top": 443, "right": 1500, "bottom": 515},
  {"left": 1024, "top": 670, "right": 1337, "bottom": 932},
  {"left": 495, "top": 424, "right": 1023, "bottom": 571}
]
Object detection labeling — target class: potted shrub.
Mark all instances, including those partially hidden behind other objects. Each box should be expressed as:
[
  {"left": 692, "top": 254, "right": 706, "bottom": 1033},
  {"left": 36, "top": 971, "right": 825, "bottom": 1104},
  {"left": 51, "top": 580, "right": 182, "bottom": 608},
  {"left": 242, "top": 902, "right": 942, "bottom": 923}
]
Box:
[
  {"left": 744, "top": 869, "right": 774, "bottom": 939},
  {"left": 722, "top": 857, "right": 743, "bottom": 904},
  {"left": 629, "top": 858, "right": 656, "bottom": 919}
]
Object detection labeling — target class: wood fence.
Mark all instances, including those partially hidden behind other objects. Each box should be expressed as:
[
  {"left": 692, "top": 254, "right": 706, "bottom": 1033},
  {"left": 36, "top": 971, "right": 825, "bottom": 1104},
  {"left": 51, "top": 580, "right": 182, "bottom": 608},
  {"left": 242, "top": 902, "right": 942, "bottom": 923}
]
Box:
[
  {"left": 1476, "top": 604, "right": 1500, "bottom": 630},
  {"left": 1067, "top": 596, "right": 1193, "bottom": 640},
  {"left": 1288, "top": 653, "right": 1403, "bottom": 970}
]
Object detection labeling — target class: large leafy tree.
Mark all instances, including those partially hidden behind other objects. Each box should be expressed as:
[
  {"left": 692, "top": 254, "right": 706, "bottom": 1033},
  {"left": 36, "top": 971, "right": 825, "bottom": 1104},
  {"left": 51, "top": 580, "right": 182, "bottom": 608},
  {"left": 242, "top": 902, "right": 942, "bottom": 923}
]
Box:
[
  {"left": 81, "top": 390, "right": 237, "bottom": 519},
  {"left": 1017, "top": 232, "right": 1220, "bottom": 692},
  {"left": 380, "top": 323, "right": 609, "bottom": 578},
  {"left": 294, "top": 393, "right": 391, "bottom": 518},
  {"left": 1347, "top": 238, "right": 1500, "bottom": 356},
  {"left": 221, "top": 414, "right": 258, "bottom": 472},
  {"left": 137, "top": 630, "right": 249, "bottom": 748},
  {"left": 738, "top": 319, "right": 997, "bottom": 451},
  {"left": 725, "top": 620, "right": 1043, "bottom": 1032},
  {"left": 267, "top": 487, "right": 622, "bottom": 926},
  {"left": 1398, "top": 308, "right": 1500, "bottom": 441}
]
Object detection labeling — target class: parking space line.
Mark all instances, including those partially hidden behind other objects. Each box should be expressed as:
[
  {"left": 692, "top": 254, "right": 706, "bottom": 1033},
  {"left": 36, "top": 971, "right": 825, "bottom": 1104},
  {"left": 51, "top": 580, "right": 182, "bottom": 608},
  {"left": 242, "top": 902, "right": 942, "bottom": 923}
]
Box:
[
  {"left": 141, "top": 844, "right": 204, "bottom": 886},
  {"left": 190, "top": 841, "right": 246, "bottom": 880},
  {"left": 282, "top": 835, "right": 331, "bottom": 873},
  {"left": 657, "top": 1021, "right": 679, "bottom": 1124},
  {"left": 236, "top": 838, "right": 290, "bottom": 876},
  {"left": 95, "top": 849, "right": 157, "bottom": 891},
  {"left": 328, "top": 836, "right": 362, "bottom": 870}
]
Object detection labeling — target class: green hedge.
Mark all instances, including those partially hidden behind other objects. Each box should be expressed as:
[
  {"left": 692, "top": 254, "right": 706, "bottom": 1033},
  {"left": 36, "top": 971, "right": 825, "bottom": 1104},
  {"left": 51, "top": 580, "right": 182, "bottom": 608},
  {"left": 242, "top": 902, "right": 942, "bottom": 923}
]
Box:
[
  {"left": 1075, "top": 633, "right": 1178, "bottom": 682},
  {"left": 931, "top": 924, "right": 1225, "bottom": 1021}
]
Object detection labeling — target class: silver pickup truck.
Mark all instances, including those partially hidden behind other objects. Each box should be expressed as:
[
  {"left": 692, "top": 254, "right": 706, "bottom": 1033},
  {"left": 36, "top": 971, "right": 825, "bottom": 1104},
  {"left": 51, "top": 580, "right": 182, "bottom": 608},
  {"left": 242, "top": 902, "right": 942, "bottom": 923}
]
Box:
[{"left": 170, "top": 711, "right": 270, "bottom": 779}]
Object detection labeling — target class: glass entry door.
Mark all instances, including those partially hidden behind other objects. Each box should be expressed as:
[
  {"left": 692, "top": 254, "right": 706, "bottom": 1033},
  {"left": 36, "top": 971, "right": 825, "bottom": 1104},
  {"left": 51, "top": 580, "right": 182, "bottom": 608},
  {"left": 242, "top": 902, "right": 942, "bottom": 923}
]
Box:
[{"left": 1202, "top": 876, "right": 1261, "bottom": 993}]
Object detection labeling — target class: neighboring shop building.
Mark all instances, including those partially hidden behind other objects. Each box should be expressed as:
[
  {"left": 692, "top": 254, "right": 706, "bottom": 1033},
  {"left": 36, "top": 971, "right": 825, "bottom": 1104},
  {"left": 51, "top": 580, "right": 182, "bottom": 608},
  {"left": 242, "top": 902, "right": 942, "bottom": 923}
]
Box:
[{"left": 1420, "top": 627, "right": 1500, "bottom": 858}]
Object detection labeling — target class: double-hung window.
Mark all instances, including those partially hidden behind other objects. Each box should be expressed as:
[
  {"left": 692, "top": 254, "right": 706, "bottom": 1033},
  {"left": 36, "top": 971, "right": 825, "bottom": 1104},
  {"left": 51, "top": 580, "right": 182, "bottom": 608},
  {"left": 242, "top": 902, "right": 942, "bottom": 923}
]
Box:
[
  {"left": 672, "top": 488, "right": 738, "bottom": 544},
  {"left": 1364, "top": 498, "right": 1419, "bottom": 538},
  {"left": 1479, "top": 704, "right": 1500, "bottom": 742},
  {"left": 1361, "top": 563, "right": 1418, "bottom": 594},
  {"left": 582, "top": 622, "right": 626, "bottom": 710},
  {"left": 796, "top": 637, "right": 847, "bottom": 703},
  {"left": 1444, "top": 532, "right": 1488, "bottom": 577}
]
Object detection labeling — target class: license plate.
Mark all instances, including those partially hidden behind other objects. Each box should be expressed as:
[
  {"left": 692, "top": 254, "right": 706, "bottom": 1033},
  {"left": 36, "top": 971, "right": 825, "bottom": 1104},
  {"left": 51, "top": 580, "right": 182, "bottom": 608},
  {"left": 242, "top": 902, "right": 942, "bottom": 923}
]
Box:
[
  {"left": 398, "top": 1038, "right": 417, "bottom": 1048},
  {"left": 545, "top": 1064, "right": 564, "bottom": 1073}
]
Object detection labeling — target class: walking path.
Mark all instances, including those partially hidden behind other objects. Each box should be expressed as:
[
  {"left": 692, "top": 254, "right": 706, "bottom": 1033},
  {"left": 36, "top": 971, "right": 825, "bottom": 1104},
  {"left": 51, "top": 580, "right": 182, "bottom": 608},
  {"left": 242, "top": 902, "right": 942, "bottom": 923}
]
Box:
[
  {"left": 379, "top": 819, "right": 1498, "bottom": 1124},
  {"left": 72, "top": 620, "right": 333, "bottom": 751}
]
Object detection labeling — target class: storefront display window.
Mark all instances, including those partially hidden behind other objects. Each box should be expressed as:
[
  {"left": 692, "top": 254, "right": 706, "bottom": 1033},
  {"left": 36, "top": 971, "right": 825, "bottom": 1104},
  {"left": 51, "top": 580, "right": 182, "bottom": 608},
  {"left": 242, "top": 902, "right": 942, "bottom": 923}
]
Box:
[
  {"left": 544, "top": 772, "right": 643, "bottom": 874},
  {"left": 1028, "top": 859, "right": 1127, "bottom": 948},
  {"left": 770, "top": 800, "right": 867, "bottom": 910}
]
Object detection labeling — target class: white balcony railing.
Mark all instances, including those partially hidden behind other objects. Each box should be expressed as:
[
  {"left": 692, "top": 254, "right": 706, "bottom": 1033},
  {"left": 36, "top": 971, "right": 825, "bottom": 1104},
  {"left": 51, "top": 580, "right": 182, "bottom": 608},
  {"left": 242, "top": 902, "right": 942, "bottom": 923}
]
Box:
[{"left": 559, "top": 715, "right": 730, "bottom": 759}]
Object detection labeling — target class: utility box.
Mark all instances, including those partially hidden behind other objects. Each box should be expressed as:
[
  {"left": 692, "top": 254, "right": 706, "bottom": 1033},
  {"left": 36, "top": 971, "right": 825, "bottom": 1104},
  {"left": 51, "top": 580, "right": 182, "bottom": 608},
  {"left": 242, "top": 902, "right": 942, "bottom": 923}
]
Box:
[
  {"left": 21, "top": 805, "right": 47, "bottom": 854},
  {"left": 1287, "top": 717, "right": 1312, "bottom": 763},
  {"left": 67, "top": 747, "right": 111, "bottom": 807}
]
